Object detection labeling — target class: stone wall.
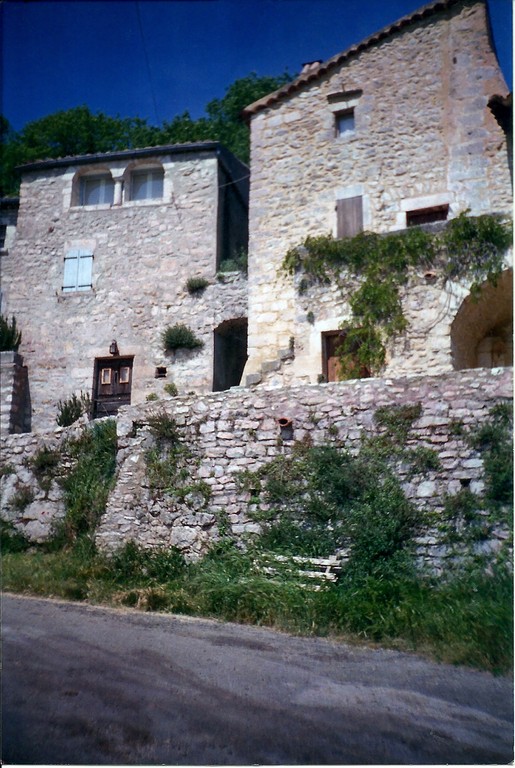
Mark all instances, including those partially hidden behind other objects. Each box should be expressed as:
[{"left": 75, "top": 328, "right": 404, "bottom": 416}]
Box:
[
  {"left": 244, "top": 0, "right": 512, "bottom": 384},
  {"left": 2, "top": 368, "right": 511, "bottom": 562},
  {"left": 2, "top": 146, "right": 248, "bottom": 431},
  {"left": 0, "top": 351, "right": 31, "bottom": 434}
]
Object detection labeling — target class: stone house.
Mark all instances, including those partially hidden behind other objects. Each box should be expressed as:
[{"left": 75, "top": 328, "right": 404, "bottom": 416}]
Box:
[
  {"left": 0, "top": 142, "right": 249, "bottom": 431},
  {"left": 241, "top": 0, "right": 512, "bottom": 388}
]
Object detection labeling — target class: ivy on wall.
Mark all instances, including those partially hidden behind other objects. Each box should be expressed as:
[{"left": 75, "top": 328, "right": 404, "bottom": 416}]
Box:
[{"left": 283, "top": 213, "right": 512, "bottom": 378}]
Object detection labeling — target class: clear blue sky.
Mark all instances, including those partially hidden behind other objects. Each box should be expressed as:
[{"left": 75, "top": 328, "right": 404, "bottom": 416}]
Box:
[{"left": 2, "top": 0, "right": 512, "bottom": 132}]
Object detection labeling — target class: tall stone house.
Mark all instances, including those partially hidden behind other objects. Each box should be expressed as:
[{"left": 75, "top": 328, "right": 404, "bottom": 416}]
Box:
[
  {"left": 0, "top": 0, "right": 512, "bottom": 435},
  {"left": 1, "top": 143, "right": 249, "bottom": 431},
  {"left": 241, "top": 0, "right": 512, "bottom": 388}
]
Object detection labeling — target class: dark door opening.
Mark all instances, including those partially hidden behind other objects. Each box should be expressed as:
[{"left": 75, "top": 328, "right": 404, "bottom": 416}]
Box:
[
  {"left": 322, "top": 330, "right": 370, "bottom": 382},
  {"left": 213, "top": 319, "right": 248, "bottom": 391},
  {"left": 93, "top": 356, "right": 133, "bottom": 418}
]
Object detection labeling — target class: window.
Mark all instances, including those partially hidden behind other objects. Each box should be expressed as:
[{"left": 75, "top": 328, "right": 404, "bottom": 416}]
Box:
[
  {"left": 0, "top": 225, "right": 6, "bottom": 250},
  {"left": 63, "top": 249, "right": 93, "bottom": 292},
  {"left": 119, "top": 366, "right": 131, "bottom": 384},
  {"left": 336, "top": 196, "right": 363, "bottom": 239},
  {"left": 406, "top": 205, "right": 449, "bottom": 227},
  {"left": 130, "top": 168, "right": 164, "bottom": 201},
  {"left": 80, "top": 174, "right": 114, "bottom": 206},
  {"left": 100, "top": 368, "right": 112, "bottom": 385},
  {"left": 335, "top": 109, "right": 355, "bottom": 136}
]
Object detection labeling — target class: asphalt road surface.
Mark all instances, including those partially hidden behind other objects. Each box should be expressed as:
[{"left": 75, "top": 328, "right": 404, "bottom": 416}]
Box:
[{"left": 2, "top": 593, "right": 513, "bottom": 765}]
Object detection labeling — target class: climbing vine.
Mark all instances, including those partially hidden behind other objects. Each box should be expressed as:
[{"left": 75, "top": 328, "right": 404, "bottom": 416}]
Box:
[{"left": 283, "top": 212, "right": 512, "bottom": 378}]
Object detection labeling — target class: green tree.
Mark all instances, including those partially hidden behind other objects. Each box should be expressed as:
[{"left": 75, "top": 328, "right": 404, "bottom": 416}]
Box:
[{"left": 1, "top": 71, "right": 293, "bottom": 195}]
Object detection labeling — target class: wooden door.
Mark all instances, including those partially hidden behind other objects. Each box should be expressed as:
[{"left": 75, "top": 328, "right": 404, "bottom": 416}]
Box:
[{"left": 93, "top": 357, "right": 133, "bottom": 418}]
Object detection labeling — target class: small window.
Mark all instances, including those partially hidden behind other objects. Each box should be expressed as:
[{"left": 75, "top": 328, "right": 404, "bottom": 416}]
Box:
[
  {"left": 0, "top": 225, "right": 6, "bottom": 250},
  {"left": 100, "top": 368, "right": 112, "bottom": 385},
  {"left": 130, "top": 169, "right": 164, "bottom": 201},
  {"left": 407, "top": 205, "right": 449, "bottom": 227},
  {"left": 63, "top": 249, "right": 93, "bottom": 292},
  {"left": 80, "top": 174, "right": 114, "bottom": 206},
  {"left": 335, "top": 109, "right": 355, "bottom": 136},
  {"left": 336, "top": 196, "right": 363, "bottom": 239},
  {"left": 119, "top": 366, "right": 131, "bottom": 384}
]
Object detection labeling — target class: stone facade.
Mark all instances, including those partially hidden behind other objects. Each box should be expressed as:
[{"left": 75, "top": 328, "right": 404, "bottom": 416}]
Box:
[
  {"left": 242, "top": 0, "right": 512, "bottom": 386},
  {"left": 2, "top": 368, "right": 510, "bottom": 564},
  {"left": 1, "top": 143, "right": 249, "bottom": 431}
]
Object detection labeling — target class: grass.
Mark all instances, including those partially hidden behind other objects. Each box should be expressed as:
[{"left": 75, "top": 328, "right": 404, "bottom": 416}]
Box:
[{"left": 3, "top": 540, "right": 512, "bottom": 674}]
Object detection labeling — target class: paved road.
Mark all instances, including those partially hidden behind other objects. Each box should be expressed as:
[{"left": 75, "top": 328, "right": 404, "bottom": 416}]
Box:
[{"left": 2, "top": 594, "right": 513, "bottom": 765}]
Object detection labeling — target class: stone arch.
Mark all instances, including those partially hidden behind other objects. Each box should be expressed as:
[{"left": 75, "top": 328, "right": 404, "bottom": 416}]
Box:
[
  {"left": 213, "top": 318, "right": 248, "bottom": 391},
  {"left": 451, "top": 269, "right": 513, "bottom": 370},
  {"left": 122, "top": 160, "right": 164, "bottom": 201},
  {"left": 71, "top": 166, "right": 114, "bottom": 207}
]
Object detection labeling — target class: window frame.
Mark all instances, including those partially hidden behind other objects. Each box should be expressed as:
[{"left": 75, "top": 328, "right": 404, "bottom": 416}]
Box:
[
  {"left": 129, "top": 167, "right": 164, "bottom": 202},
  {"left": 79, "top": 173, "right": 115, "bottom": 206},
  {"left": 334, "top": 108, "right": 355, "bottom": 136},
  {"left": 406, "top": 205, "right": 449, "bottom": 227}
]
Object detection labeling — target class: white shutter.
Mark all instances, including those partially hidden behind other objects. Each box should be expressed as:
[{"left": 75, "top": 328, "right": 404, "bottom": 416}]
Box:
[{"left": 63, "top": 250, "right": 79, "bottom": 291}]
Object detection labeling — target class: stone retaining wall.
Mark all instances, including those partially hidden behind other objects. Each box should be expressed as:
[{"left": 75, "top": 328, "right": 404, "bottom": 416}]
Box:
[{"left": 1, "top": 368, "right": 511, "bottom": 563}]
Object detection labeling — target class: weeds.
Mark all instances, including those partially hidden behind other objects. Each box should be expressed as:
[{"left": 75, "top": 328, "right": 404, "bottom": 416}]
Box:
[
  {"left": 9, "top": 484, "right": 35, "bottom": 512},
  {"left": 56, "top": 392, "right": 91, "bottom": 427},
  {"left": 56, "top": 420, "right": 117, "bottom": 545},
  {"left": 0, "top": 314, "right": 22, "bottom": 351}
]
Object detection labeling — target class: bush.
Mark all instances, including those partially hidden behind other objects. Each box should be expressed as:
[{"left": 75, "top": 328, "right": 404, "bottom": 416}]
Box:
[
  {"left": 56, "top": 392, "right": 91, "bottom": 427},
  {"left": 1, "top": 520, "right": 31, "bottom": 553},
  {"left": 218, "top": 249, "right": 248, "bottom": 274},
  {"left": 0, "top": 314, "right": 22, "bottom": 351},
  {"left": 164, "top": 382, "right": 178, "bottom": 397},
  {"left": 185, "top": 277, "right": 209, "bottom": 295},
  {"left": 162, "top": 324, "right": 204, "bottom": 352}
]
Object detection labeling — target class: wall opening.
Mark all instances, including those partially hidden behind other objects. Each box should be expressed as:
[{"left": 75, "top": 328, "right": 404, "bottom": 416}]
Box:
[
  {"left": 322, "top": 330, "right": 371, "bottom": 382},
  {"left": 451, "top": 269, "right": 513, "bottom": 370},
  {"left": 93, "top": 356, "right": 134, "bottom": 418},
  {"left": 213, "top": 318, "right": 248, "bottom": 391}
]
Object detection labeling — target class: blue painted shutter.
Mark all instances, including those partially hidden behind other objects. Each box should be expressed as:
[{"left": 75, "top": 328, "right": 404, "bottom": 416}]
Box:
[
  {"left": 77, "top": 249, "right": 93, "bottom": 289},
  {"left": 63, "top": 249, "right": 93, "bottom": 291},
  {"left": 63, "top": 250, "right": 79, "bottom": 291}
]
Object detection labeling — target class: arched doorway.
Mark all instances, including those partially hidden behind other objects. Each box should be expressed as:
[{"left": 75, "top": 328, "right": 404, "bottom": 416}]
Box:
[
  {"left": 213, "top": 318, "right": 248, "bottom": 391},
  {"left": 450, "top": 269, "right": 513, "bottom": 370}
]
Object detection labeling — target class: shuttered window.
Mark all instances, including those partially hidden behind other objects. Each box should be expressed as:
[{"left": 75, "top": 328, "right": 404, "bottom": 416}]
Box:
[
  {"left": 63, "top": 249, "right": 93, "bottom": 292},
  {"left": 336, "top": 196, "right": 363, "bottom": 239}
]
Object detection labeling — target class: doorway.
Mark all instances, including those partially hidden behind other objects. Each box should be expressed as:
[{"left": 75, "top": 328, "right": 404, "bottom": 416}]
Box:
[
  {"left": 93, "top": 356, "right": 134, "bottom": 418},
  {"left": 213, "top": 319, "right": 248, "bottom": 391},
  {"left": 322, "top": 330, "right": 370, "bottom": 382}
]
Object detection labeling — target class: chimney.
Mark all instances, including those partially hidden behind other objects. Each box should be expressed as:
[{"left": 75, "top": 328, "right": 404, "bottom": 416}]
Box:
[{"left": 301, "top": 60, "right": 322, "bottom": 75}]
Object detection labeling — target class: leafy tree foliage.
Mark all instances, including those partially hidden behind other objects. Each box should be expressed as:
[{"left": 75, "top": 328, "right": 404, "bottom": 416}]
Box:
[{"left": 1, "top": 72, "right": 292, "bottom": 196}]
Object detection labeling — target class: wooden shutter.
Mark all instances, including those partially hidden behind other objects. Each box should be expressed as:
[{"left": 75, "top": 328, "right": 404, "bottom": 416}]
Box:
[
  {"left": 77, "top": 249, "right": 93, "bottom": 289},
  {"left": 63, "top": 250, "right": 79, "bottom": 291},
  {"left": 63, "top": 249, "right": 92, "bottom": 291},
  {"left": 336, "top": 196, "right": 363, "bottom": 238}
]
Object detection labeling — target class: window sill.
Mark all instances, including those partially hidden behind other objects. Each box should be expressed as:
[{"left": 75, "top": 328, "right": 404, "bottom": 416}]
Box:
[{"left": 57, "top": 288, "right": 95, "bottom": 301}]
